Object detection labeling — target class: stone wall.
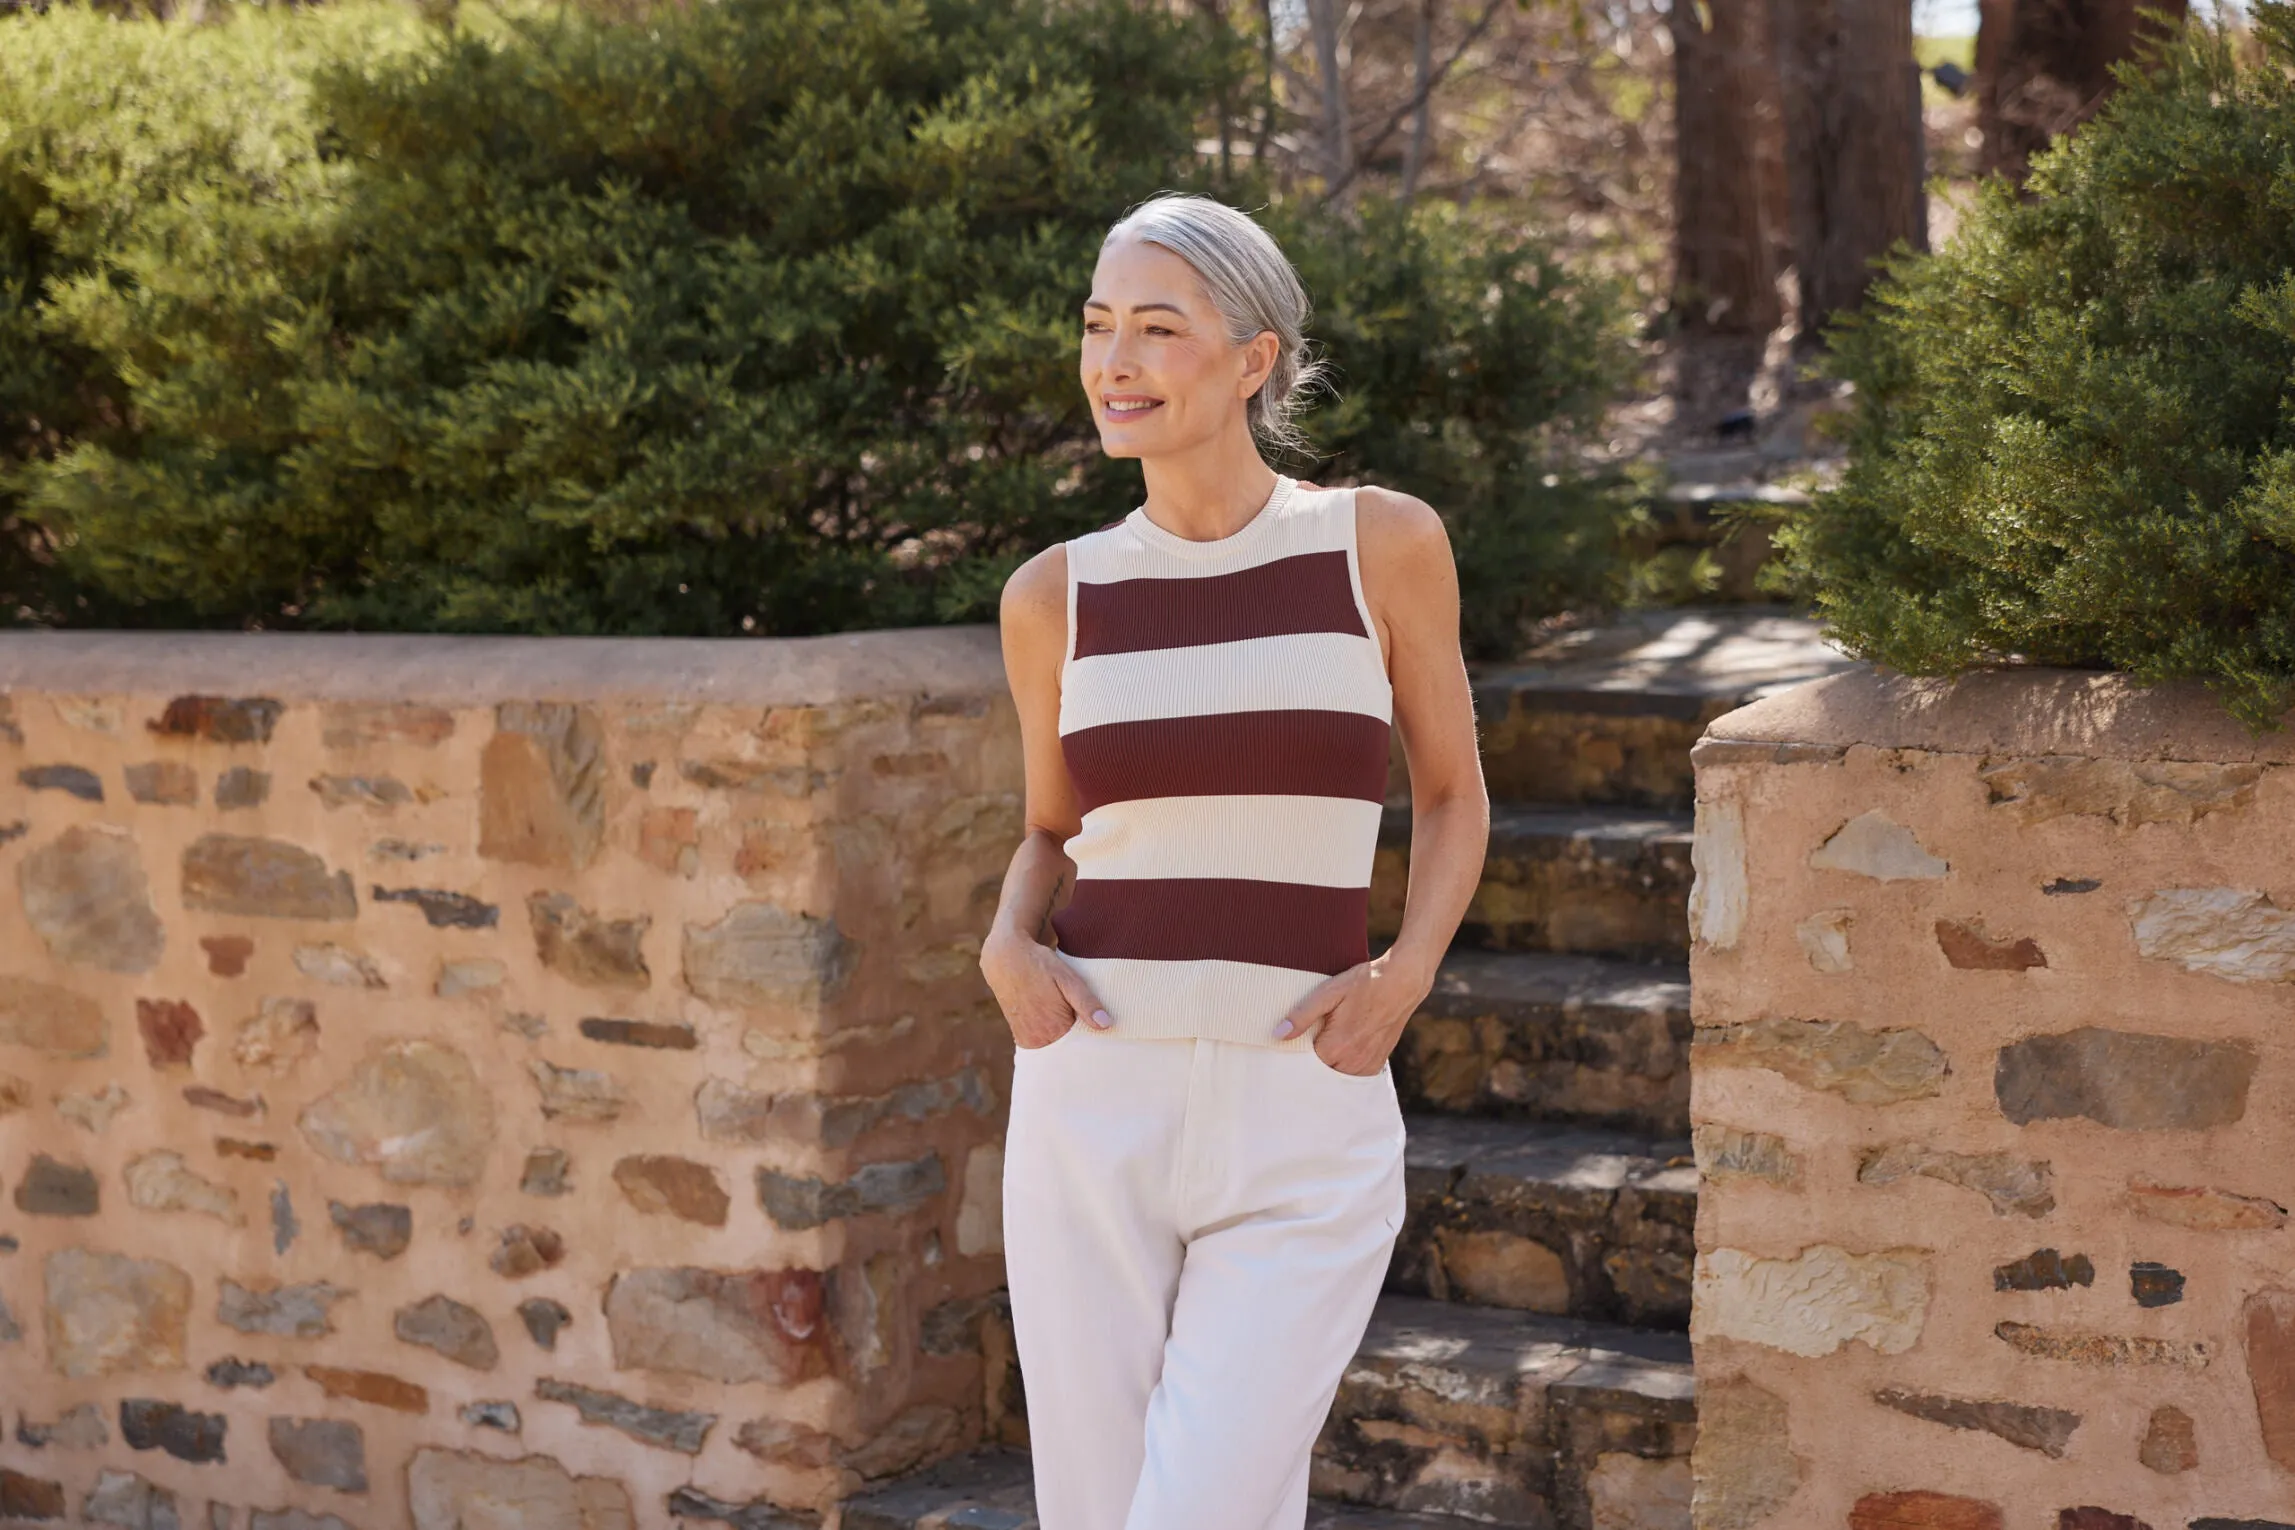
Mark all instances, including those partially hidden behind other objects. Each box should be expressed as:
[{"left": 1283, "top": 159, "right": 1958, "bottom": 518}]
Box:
[
  {"left": 0, "top": 630, "right": 1025, "bottom": 1530},
  {"left": 1688, "top": 665, "right": 2295, "bottom": 1529}
]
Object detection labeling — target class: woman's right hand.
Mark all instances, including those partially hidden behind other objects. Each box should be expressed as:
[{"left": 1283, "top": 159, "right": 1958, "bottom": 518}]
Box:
[{"left": 981, "top": 930, "right": 1112, "bottom": 1049}]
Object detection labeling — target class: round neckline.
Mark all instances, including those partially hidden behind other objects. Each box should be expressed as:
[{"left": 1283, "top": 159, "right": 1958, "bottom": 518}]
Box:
[{"left": 1124, "top": 474, "right": 1297, "bottom": 559}]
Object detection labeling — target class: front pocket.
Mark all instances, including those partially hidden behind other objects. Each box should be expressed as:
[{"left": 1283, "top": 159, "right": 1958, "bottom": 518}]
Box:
[{"left": 1309, "top": 1045, "right": 1391, "bottom": 1085}]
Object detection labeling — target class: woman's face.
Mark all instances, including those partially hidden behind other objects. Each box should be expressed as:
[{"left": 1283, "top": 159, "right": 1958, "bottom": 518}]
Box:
[{"left": 1081, "top": 236, "right": 1277, "bottom": 460}]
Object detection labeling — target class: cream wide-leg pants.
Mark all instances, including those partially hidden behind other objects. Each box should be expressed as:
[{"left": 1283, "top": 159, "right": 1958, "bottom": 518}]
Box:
[{"left": 1001, "top": 1025, "right": 1409, "bottom": 1530}]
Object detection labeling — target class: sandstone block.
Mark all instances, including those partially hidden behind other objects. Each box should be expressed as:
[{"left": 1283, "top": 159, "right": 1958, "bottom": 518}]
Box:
[
  {"left": 604, "top": 1266, "right": 834, "bottom": 1386},
  {"left": 182, "top": 836, "right": 355, "bottom": 921},
  {"left": 292, "top": 943, "right": 385, "bottom": 988},
  {"left": 1996, "top": 1027, "right": 2255, "bottom": 1130},
  {"left": 149, "top": 694, "right": 281, "bottom": 742},
  {"left": 218, "top": 1280, "right": 348, "bottom": 1338},
  {"left": 613, "top": 1155, "right": 730, "bottom": 1226},
  {"left": 372, "top": 884, "right": 498, "bottom": 928},
  {"left": 1809, "top": 810, "right": 1948, "bottom": 880},
  {"left": 0, "top": 976, "right": 108, "bottom": 1057},
  {"left": 57, "top": 1082, "right": 128, "bottom": 1134},
  {"left": 1690, "top": 1374, "right": 1800, "bottom": 1530},
  {"left": 119, "top": 1399, "right": 225, "bottom": 1463},
  {"left": 214, "top": 766, "right": 270, "bottom": 809},
  {"left": 436, "top": 958, "right": 504, "bottom": 997},
  {"left": 519, "top": 1148, "right": 573, "bottom": 1196},
  {"left": 16, "top": 1400, "right": 110, "bottom": 1446},
  {"left": 1695, "top": 1017, "right": 1947, "bottom": 1104},
  {"left": 1995, "top": 1249, "right": 2094, "bottom": 1291},
  {"left": 19, "top": 763, "right": 102, "bottom": 800},
  {"left": 480, "top": 702, "right": 607, "bottom": 870},
  {"left": 233, "top": 997, "right": 319, "bottom": 1075},
  {"left": 579, "top": 1016, "right": 696, "bottom": 1049},
  {"left": 22, "top": 824, "right": 164, "bottom": 972},
  {"left": 1935, "top": 918, "right": 2047, "bottom": 970},
  {"left": 1431, "top": 1227, "right": 1569, "bottom": 1313},
  {"left": 957, "top": 1144, "right": 1004, "bottom": 1257},
  {"left": 17, "top": 1155, "right": 99, "bottom": 1216},
  {"left": 305, "top": 1364, "right": 427, "bottom": 1412},
  {"left": 125, "top": 761, "right": 198, "bottom": 805},
  {"left": 83, "top": 1468, "right": 179, "bottom": 1529},
  {"left": 44, "top": 1249, "right": 190, "bottom": 1378},
  {"left": 1688, "top": 796, "right": 1746, "bottom": 949},
  {"left": 201, "top": 934, "right": 254, "bottom": 975},
  {"left": 1693, "top": 1245, "right": 1930, "bottom": 1358},
  {"left": 528, "top": 891, "right": 649, "bottom": 987},
  {"left": 299, "top": 1039, "right": 496, "bottom": 1186},
  {"left": 406, "top": 1446, "right": 634, "bottom": 1530},
  {"left": 330, "top": 1200, "right": 413, "bottom": 1259},
  {"left": 1873, "top": 1388, "right": 2079, "bottom": 1456},
  {"left": 530, "top": 1059, "right": 627, "bottom": 1122},
  {"left": 2246, "top": 1288, "right": 2295, "bottom": 1469},
  {"left": 518, "top": 1297, "right": 571, "bottom": 1351},
  {"left": 137, "top": 998, "right": 203, "bottom": 1068},
  {"left": 683, "top": 901, "right": 852, "bottom": 1008},
  {"left": 490, "top": 1224, "right": 565, "bottom": 1278},
  {"left": 396, "top": 1294, "right": 499, "bottom": 1369},
  {"left": 1857, "top": 1143, "right": 2054, "bottom": 1217},
  {"left": 2138, "top": 1404, "right": 2198, "bottom": 1473},
  {"left": 125, "top": 1151, "right": 241, "bottom": 1224},
  {"left": 1693, "top": 1124, "right": 1801, "bottom": 1187},
  {"left": 758, "top": 1153, "right": 945, "bottom": 1230},
  {"left": 0, "top": 1467, "right": 65, "bottom": 1520},
  {"left": 533, "top": 1377, "right": 715, "bottom": 1454},
  {"left": 1850, "top": 1492, "right": 2003, "bottom": 1530},
  {"left": 461, "top": 1401, "right": 521, "bottom": 1431},
  {"left": 2130, "top": 887, "right": 2295, "bottom": 982},
  {"left": 310, "top": 772, "right": 413, "bottom": 811},
  {"left": 321, "top": 701, "right": 455, "bottom": 748},
  {"left": 2128, "top": 1181, "right": 2288, "bottom": 1230},
  {"left": 1993, "top": 1320, "right": 2209, "bottom": 1368},
  {"left": 207, "top": 1358, "right": 274, "bottom": 1390},
  {"left": 183, "top": 1084, "right": 261, "bottom": 1117},
  {"left": 1983, "top": 756, "right": 2261, "bottom": 825},
  {"left": 1795, "top": 908, "right": 1853, "bottom": 972}
]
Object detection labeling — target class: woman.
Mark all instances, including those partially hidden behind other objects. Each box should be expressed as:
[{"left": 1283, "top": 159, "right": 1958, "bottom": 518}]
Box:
[{"left": 979, "top": 192, "right": 1490, "bottom": 1530}]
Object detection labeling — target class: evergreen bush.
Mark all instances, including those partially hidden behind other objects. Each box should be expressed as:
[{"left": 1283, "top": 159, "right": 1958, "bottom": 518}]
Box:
[
  {"left": 0, "top": 0, "right": 1635, "bottom": 648},
  {"left": 1776, "top": 3, "right": 2295, "bottom": 727}
]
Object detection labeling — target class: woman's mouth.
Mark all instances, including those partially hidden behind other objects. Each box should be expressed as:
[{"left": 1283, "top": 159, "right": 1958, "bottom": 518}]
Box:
[{"left": 1104, "top": 397, "right": 1163, "bottom": 420}]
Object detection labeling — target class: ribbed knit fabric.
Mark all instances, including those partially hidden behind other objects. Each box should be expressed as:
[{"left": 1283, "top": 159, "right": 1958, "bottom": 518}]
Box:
[{"left": 1051, "top": 475, "right": 1394, "bottom": 1046}]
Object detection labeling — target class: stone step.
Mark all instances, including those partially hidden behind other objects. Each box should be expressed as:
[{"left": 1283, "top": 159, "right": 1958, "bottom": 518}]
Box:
[
  {"left": 1372, "top": 805, "right": 1693, "bottom": 962},
  {"left": 1468, "top": 606, "right": 1849, "bottom": 811},
  {"left": 1390, "top": 1114, "right": 1694, "bottom": 1330},
  {"left": 1314, "top": 1297, "right": 1694, "bottom": 1528},
  {"left": 839, "top": 1448, "right": 1486, "bottom": 1530},
  {"left": 843, "top": 1298, "right": 1696, "bottom": 1530},
  {"left": 1394, "top": 949, "right": 1691, "bottom": 1138}
]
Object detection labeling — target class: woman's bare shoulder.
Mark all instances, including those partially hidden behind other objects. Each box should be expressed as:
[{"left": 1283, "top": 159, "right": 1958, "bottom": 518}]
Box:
[
  {"left": 1000, "top": 544, "right": 1068, "bottom": 641},
  {"left": 1353, "top": 482, "right": 1452, "bottom": 570}
]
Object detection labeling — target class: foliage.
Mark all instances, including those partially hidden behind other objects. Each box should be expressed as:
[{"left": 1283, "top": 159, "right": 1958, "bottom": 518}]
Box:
[
  {"left": 1774, "top": 2, "right": 2295, "bottom": 728},
  {"left": 0, "top": 0, "right": 1636, "bottom": 648}
]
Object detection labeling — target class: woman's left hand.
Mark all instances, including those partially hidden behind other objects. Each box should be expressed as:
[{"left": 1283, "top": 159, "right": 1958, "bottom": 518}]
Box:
[{"left": 1275, "top": 948, "right": 1436, "bottom": 1076}]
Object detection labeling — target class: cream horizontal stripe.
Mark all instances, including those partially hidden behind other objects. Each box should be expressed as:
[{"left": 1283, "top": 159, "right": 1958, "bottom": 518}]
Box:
[
  {"left": 1063, "top": 795, "right": 1383, "bottom": 887},
  {"left": 1060, "top": 631, "right": 1391, "bottom": 733},
  {"left": 1052, "top": 953, "right": 1336, "bottom": 1045},
  {"left": 1076, "top": 507, "right": 1349, "bottom": 582}
]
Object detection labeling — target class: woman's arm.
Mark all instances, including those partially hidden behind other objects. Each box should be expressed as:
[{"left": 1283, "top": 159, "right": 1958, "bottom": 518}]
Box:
[
  {"left": 979, "top": 545, "right": 1114, "bottom": 1047},
  {"left": 1277, "top": 484, "right": 1490, "bottom": 1072}
]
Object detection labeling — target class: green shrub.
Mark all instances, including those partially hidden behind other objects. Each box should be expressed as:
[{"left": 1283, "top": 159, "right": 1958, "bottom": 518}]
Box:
[
  {"left": 0, "top": 0, "right": 1634, "bottom": 645},
  {"left": 1776, "top": 3, "right": 2295, "bottom": 728}
]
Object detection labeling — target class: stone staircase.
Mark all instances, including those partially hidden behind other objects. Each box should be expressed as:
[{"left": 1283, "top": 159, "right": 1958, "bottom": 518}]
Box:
[{"left": 841, "top": 608, "right": 1850, "bottom": 1530}]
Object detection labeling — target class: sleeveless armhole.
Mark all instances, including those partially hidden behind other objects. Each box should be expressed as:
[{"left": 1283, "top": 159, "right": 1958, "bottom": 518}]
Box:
[{"left": 1342, "top": 486, "right": 1392, "bottom": 686}]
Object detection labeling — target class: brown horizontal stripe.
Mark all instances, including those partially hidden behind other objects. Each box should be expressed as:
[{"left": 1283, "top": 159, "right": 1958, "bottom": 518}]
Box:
[
  {"left": 1074, "top": 549, "right": 1365, "bottom": 657},
  {"left": 1052, "top": 878, "right": 1370, "bottom": 975},
  {"left": 1062, "top": 709, "right": 1391, "bottom": 813}
]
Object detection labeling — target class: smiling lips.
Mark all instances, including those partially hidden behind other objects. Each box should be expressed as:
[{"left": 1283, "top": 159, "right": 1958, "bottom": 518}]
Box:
[{"left": 1104, "top": 396, "right": 1163, "bottom": 419}]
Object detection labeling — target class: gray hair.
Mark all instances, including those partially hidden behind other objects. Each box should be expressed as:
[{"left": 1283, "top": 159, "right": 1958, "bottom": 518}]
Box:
[{"left": 1103, "top": 193, "right": 1328, "bottom": 459}]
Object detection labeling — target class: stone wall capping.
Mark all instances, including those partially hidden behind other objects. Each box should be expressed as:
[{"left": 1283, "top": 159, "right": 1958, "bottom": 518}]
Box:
[
  {"left": 0, "top": 626, "right": 1007, "bottom": 707},
  {"left": 1702, "top": 662, "right": 2295, "bottom": 761}
]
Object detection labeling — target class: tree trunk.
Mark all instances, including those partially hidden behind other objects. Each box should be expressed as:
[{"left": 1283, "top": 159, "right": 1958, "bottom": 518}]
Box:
[
  {"left": 1670, "top": 0, "right": 1784, "bottom": 334},
  {"left": 1307, "top": 0, "right": 1355, "bottom": 202},
  {"left": 1768, "top": 0, "right": 1924, "bottom": 339},
  {"left": 1978, "top": 0, "right": 2188, "bottom": 181}
]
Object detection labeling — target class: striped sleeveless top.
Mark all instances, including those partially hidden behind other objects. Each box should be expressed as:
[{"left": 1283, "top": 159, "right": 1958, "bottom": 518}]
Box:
[{"left": 1050, "top": 474, "right": 1394, "bottom": 1046}]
